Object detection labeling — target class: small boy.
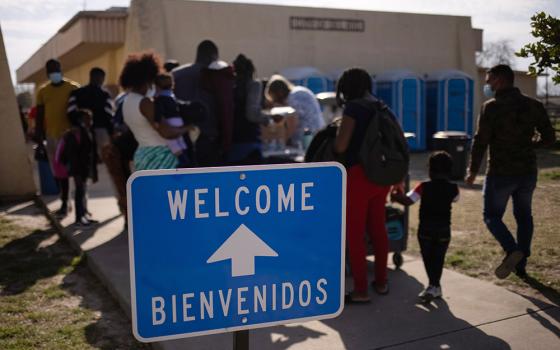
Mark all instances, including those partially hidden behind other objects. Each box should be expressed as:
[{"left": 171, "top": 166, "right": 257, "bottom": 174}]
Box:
[
  {"left": 154, "top": 73, "right": 190, "bottom": 167},
  {"left": 55, "top": 109, "right": 97, "bottom": 226},
  {"left": 391, "top": 151, "right": 459, "bottom": 301}
]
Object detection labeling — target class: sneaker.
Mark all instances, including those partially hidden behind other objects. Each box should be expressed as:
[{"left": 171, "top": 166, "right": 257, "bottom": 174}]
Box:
[
  {"left": 344, "top": 292, "right": 371, "bottom": 304},
  {"left": 419, "top": 286, "right": 436, "bottom": 301},
  {"left": 431, "top": 286, "right": 442, "bottom": 299},
  {"left": 84, "top": 212, "right": 99, "bottom": 223},
  {"left": 75, "top": 217, "right": 92, "bottom": 227},
  {"left": 495, "top": 250, "right": 524, "bottom": 279}
]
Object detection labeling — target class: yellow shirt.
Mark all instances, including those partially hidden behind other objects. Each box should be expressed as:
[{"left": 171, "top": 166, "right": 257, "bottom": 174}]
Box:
[{"left": 36, "top": 79, "right": 80, "bottom": 139}]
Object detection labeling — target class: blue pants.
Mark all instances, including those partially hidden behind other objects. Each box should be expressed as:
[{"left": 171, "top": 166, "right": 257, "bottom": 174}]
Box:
[{"left": 483, "top": 174, "right": 537, "bottom": 270}]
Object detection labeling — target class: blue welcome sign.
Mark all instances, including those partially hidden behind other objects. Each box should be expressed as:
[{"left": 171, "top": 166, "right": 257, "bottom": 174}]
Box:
[{"left": 127, "top": 163, "right": 346, "bottom": 342}]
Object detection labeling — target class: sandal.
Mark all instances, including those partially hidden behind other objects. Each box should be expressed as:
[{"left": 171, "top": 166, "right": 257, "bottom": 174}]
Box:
[{"left": 344, "top": 292, "right": 371, "bottom": 304}]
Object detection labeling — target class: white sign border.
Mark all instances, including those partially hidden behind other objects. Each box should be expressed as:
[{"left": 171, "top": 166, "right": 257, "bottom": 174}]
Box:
[{"left": 126, "top": 162, "right": 347, "bottom": 343}]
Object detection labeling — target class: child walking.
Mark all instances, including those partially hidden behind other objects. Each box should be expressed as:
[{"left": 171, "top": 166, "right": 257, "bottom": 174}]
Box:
[
  {"left": 55, "top": 109, "right": 97, "bottom": 226},
  {"left": 391, "top": 151, "right": 459, "bottom": 301},
  {"left": 154, "top": 73, "right": 191, "bottom": 168}
]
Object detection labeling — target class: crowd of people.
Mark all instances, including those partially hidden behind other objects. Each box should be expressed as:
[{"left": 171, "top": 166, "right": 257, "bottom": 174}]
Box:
[{"left": 30, "top": 37, "right": 555, "bottom": 303}]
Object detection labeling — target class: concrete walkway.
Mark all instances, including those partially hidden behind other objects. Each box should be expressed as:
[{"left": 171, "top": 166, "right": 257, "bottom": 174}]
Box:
[{"left": 38, "top": 167, "right": 559, "bottom": 350}]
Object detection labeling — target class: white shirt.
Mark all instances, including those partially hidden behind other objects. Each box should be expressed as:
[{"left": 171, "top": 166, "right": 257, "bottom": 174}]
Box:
[
  {"left": 287, "top": 86, "right": 325, "bottom": 143},
  {"left": 123, "top": 92, "right": 168, "bottom": 148}
]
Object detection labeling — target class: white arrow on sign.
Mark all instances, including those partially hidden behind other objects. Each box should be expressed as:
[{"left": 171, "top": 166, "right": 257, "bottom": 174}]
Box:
[{"left": 207, "top": 224, "right": 278, "bottom": 277}]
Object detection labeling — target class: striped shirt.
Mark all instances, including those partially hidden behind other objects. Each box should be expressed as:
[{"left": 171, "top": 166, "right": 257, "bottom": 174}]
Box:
[{"left": 67, "top": 84, "right": 114, "bottom": 131}]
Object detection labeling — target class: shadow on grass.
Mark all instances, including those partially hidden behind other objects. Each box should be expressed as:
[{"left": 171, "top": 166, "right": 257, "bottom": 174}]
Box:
[
  {"left": 522, "top": 275, "right": 560, "bottom": 307},
  {"left": 0, "top": 228, "right": 74, "bottom": 296},
  {"left": 0, "top": 218, "right": 147, "bottom": 349}
]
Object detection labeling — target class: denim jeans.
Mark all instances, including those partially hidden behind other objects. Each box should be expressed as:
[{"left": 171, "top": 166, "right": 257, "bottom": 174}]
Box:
[{"left": 483, "top": 174, "right": 537, "bottom": 270}]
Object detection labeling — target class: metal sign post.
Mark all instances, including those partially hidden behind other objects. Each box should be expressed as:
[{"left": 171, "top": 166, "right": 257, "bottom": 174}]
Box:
[{"left": 233, "top": 330, "right": 249, "bottom": 350}]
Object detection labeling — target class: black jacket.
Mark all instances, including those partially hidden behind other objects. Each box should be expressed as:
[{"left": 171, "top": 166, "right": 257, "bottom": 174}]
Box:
[
  {"left": 469, "top": 88, "right": 555, "bottom": 176},
  {"left": 60, "top": 127, "right": 97, "bottom": 181}
]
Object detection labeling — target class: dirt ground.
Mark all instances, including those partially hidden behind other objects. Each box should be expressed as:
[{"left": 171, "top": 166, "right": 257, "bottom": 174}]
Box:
[
  {"left": 0, "top": 203, "right": 148, "bottom": 350},
  {"left": 405, "top": 148, "right": 560, "bottom": 304}
]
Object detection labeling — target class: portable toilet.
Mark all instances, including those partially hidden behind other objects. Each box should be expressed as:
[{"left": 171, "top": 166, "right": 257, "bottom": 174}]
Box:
[
  {"left": 374, "top": 70, "right": 426, "bottom": 151},
  {"left": 278, "top": 66, "right": 330, "bottom": 94},
  {"left": 304, "top": 76, "right": 329, "bottom": 94},
  {"left": 426, "top": 70, "right": 474, "bottom": 146}
]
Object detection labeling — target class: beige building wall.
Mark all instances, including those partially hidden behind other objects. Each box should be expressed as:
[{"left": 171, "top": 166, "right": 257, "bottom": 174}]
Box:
[
  {"left": 64, "top": 46, "right": 125, "bottom": 96},
  {"left": 17, "top": 8, "right": 127, "bottom": 96},
  {"left": 27, "top": 46, "right": 125, "bottom": 99},
  {"left": 0, "top": 26, "right": 36, "bottom": 199},
  {"left": 126, "top": 0, "right": 482, "bottom": 110}
]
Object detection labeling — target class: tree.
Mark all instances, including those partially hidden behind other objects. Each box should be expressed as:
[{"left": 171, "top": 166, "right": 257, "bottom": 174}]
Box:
[
  {"left": 476, "top": 40, "right": 516, "bottom": 68},
  {"left": 517, "top": 12, "right": 560, "bottom": 84}
]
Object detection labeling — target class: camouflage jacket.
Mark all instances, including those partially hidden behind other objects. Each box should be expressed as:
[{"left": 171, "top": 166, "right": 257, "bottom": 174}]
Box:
[{"left": 469, "top": 87, "right": 556, "bottom": 176}]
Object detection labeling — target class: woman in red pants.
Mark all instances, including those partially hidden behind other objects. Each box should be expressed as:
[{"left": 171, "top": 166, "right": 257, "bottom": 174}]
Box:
[{"left": 334, "top": 68, "right": 396, "bottom": 303}]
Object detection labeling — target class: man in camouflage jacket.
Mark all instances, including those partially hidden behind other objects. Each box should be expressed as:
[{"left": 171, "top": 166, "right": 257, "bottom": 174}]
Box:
[{"left": 466, "top": 64, "right": 556, "bottom": 280}]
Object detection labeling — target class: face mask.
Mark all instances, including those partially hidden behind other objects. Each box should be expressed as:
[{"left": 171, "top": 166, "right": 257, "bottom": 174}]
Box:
[
  {"left": 483, "top": 84, "right": 495, "bottom": 98},
  {"left": 48, "top": 72, "right": 62, "bottom": 84}
]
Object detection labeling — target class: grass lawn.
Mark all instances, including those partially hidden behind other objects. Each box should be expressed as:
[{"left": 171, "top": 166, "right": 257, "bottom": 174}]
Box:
[
  {"left": 0, "top": 211, "right": 148, "bottom": 350},
  {"left": 405, "top": 148, "right": 560, "bottom": 303}
]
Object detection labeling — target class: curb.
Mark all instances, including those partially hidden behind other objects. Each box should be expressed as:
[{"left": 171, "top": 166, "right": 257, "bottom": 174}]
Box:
[{"left": 34, "top": 195, "right": 139, "bottom": 340}]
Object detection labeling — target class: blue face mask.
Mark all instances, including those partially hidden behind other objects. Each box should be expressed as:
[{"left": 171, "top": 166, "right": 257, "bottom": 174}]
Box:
[
  {"left": 483, "top": 84, "right": 495, "bottom": 98},
  {"left": 49, "top": 72, "right": 63, "bottom": 84}
]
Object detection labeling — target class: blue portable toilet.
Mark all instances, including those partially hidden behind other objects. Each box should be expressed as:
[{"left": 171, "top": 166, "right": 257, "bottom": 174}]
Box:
[
  {"left": 370, "top": 74, "right": 378, "bottom": 96},
  {"left": 426, "top": 70, "right": 474, "bottom": 145},
  {"left": 304, "top": 76, "right": 329, "bottom": 94},
  {"left": 374, "top": 70, "right": 427, "bottom": 151},
  {"left": 279, "top": 66, "right": 330, "bottom": 94}
]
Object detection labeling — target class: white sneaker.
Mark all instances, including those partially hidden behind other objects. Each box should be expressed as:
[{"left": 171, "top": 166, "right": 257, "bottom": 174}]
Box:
[
  {"left": 419, "top": 285, "right": 442, "bottom": 301},
  {"left": 431, "top": 286, "right": 442, "bottom": 299},
  {"left": 419, "top": 286, "right": 435, "bottom": 300},
  {"left": 75, "top": 217, "right": 92, "bottom": 227}
]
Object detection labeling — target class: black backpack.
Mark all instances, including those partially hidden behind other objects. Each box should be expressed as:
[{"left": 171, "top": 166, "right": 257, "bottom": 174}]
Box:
[
  {"left": 356, "top": 99, "right": 409, "bottom": 186},
  {"left": 304, "top": 118, "right": 344, "bottom": 164}
]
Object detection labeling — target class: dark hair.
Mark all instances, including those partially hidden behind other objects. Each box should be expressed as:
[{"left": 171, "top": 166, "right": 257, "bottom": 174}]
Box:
[
  {"left": 265, "top": 75, "right": 293, "bottom": 102},
  {"left": 487, "top": 64, "right": 514, "bottom": 85},
  {"left": 164, "top": 59, "right": 179, "bottom": 73},
  {"left": 336, "top": 68, "right": 372, "bottom": 106},
  {"left": 233, "top": 54, "right": 255, "bottom": 82},
  {"left": 196, "top": 40, "right": 219, "bottom": 65},
  {"left": 90, "top": 67, "right": 105, "bottom": 79},
  {"left": 119, "top": 52, "right": 162, "bottom": 89},
  {"left": 45, "top": 59, "right": 61, "bottom": 73},
  {"left": 233, "top": 54, "right": 256, "bottom": 102},
  {"left": 68, "top": 109, "right": 92, "bottom": 127},
  {"left": 429, "top": 151, "right": 453, "bottom": 179},
  {"left": 155, "top": 72, "right": 173, "bottom": 90}
]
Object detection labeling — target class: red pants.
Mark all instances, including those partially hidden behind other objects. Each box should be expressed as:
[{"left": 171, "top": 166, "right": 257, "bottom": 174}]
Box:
[{"left": 346, "top": 165, "right": 390, "bottom": 293}]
